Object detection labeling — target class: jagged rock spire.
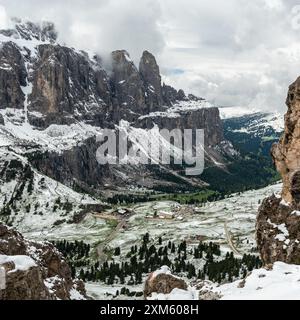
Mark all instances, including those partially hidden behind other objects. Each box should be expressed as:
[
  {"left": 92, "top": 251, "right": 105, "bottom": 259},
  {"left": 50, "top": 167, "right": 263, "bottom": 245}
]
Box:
[{"left": 256, "top": 77, "right": 300, "bottom": 265}]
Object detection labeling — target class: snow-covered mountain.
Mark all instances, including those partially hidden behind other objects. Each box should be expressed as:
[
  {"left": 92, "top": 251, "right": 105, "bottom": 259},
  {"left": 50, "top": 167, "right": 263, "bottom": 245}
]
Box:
[
  {"left": 0, "top": 18, "right": 294, "bottom": 301},
  {"left": 220, "top": 106, "right": 284, "bottom": 136},
  {"left": 220, "top": 106, "right": 284, "bottom": 156},
  {"left": 0, "top": 18, "right": 238, "bottom": 202},
  {"left": 0, "top": 148, "right": 106, "bottom": 232}
]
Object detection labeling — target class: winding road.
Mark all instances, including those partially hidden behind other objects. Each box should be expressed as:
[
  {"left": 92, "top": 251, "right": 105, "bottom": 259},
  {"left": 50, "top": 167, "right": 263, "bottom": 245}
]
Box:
[{"left": 93, "top": 213, "right": 127, "bottom": 263}]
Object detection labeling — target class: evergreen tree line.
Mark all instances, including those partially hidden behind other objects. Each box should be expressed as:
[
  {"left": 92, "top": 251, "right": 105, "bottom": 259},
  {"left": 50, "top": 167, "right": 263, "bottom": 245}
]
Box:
[
  {"left": 77, "top": 234, "right": 262, "bottom": 286},
  {"left": 51, "top": 239, "right": 91, "bottom": 278}
]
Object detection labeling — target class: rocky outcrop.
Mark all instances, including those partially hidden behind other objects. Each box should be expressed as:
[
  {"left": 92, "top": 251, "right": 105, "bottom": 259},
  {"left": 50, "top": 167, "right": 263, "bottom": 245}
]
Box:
[
  {"left": 257, "top": 77, "right": 300, "bottom": 265},
  {"left": 27, "top": 136, "right": 205, "bottom": 195},
  {"left": 0, "top": 42, "right": 26, "bottom": 109},
  {"left": 0, "top": 19, "right": 57, "bottom": 43},
  {"left": 257, "top": 195, "right": 300, "bottom": 265},
  {"left": 28, "top": 137, "right": 112, "bottom": 192},
  {"left": 0, "top": 255, "right": 51, "bottom": 300},
  {"left": 139, "top": 51, "right": 163, "bottom": 112},
  {"left": 136, "top": 107, "right": 224, "bottom": 147},
  {"left": 110, "top": 50, "right": 146, "bottom": 121},
  {"left": 144, "top": 266, "right": 188, "bottom": 298},
  {"left": 0, "top": 222, "right": 87, "bottom": 300},
  {"left": 28, "top": 45, "right": 111, "bottom": 127},
  {"left": 162, "top": 84, "right": 187, "bottom": 106},
  {"left": 0, "top": 19, "right": 236, "bottom": 195},
  {"left": 272, "top": 77, "right": 300, "bottom": 203}
]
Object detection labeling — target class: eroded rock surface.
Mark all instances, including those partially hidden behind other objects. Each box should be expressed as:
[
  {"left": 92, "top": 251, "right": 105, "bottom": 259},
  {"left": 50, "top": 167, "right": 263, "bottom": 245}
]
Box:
[
  {"left": 0, "top": 222, "right": 87, "bottom": 300},
  {"left": 257, "top": 77, "right": 300, "bottom": 264},
  {"left": 144, "top": 267, "right": 188, "bottom": 298}
]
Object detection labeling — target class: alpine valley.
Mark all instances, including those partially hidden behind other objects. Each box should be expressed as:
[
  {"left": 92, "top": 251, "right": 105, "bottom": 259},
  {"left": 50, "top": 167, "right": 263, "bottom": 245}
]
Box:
[{"left": 1, "top": 19, "right": 299, "bottom": 301}]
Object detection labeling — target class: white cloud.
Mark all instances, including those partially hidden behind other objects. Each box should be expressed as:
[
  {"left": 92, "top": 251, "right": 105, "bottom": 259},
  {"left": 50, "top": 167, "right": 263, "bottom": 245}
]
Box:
[
  {"left": 0, "top": 0, "right": 300, "bottom": 113},
  {"left": 0, "top": 5, "right": 9, "bottom": 29},
  {"left": 0, "top": 0, "right": 164, "bottom": 63}
]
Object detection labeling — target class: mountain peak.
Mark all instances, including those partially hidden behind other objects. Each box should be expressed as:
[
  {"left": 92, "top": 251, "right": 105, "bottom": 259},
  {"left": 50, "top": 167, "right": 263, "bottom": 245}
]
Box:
[{"left": 0, "top": 19, "right": 57, "bottom": 44}]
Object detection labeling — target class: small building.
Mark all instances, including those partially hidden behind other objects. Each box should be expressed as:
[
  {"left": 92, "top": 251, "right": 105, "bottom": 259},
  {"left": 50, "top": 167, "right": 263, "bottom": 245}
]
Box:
[
  {"left": 114, "top": 208, "right": 132, "bottom": 216},
  {"left": 158, "top": 211, "right": 175, "bottom": 220}
]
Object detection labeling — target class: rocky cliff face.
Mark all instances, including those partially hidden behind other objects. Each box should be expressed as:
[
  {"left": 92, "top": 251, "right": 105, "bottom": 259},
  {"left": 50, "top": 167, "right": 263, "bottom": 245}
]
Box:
[
  {"left": 28, "top": 45, "right": 112, "bottom": 127},
  {"left": 0, "top": 20, "right": 215, "bottom": 129},
  {"left": 0, "top": 222, "right": 87, "bottom": 300},
  {"left": 272, "top": 77, "right": 300, "bottom": 203},
  {"left": 257, "top": 77, "right": 300, "bottom": 265},
  {"left": 144, "top": 266, "right": 188, "bottom": 299},
  {"left": 139, "top": 50, "right": 163, "bottom": 112},
  {"left": 137, "top": 107, "right": 224, "bottom": 147},
  {"left": 110, "top": 50, "right": 146, "bottom": 121},
  {"left": 0, "top": 42, "right": 27, "bottom": 110},
  {"left": 0, "top": 19, "right": 236, "bottom": 197}
]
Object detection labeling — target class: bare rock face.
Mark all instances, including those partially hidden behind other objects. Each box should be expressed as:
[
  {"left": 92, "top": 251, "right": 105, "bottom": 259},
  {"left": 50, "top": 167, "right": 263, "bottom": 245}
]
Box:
[
  {"left": 136, "top": 107, "right": 224, "bottom": 147},
  {"left": 28, "top": 136, "right": 113, "bottom": 192},
  {"left": 257, "top": 77, "right": 300, "bottom": 265},
  {"left": 0, "top": 42, "right": 26, "bottom": 109},
  {"left": 29, "top": 45, "right": 111, "bottom": 127},
  {"left": 0, "top": 256, "right": 51, "bottom": 300},
  {"left": 0, "top": 20, "right": 236, "bottom": 195},
  {"left": 162, "top": 84, "right": 187, "bottom": 106},
  {"left": 139, "top": 50, "right": 163, "bottom": 112},
  {"left": 0, "top": 222, "right": 87, "bottom": 300},
  {"left": 111, "top": 50, "right": 146, "bottom": 121},
  {"left": 144, "top": 267, "right": 188, "bottom": 298},
  {"left": 257, "top": 195, "right": 300, "bottom": 265},
  {"left": 272, "top": 77, "right": 300, "bottom": 203}
]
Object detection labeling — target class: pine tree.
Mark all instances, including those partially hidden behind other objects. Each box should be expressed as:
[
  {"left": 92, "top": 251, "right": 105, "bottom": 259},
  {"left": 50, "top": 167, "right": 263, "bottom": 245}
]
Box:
[
  {"left": 171, "top": 243, "right": 176, "bottom": 253},
  {"left": 114, "top": 247, "right": 121, "bottom": 256}
]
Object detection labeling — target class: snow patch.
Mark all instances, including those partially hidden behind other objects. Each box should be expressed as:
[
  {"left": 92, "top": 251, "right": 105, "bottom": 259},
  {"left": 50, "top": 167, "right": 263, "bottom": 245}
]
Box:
[{"left": 0, "top": 255, "right": 36, "bottom": 271}]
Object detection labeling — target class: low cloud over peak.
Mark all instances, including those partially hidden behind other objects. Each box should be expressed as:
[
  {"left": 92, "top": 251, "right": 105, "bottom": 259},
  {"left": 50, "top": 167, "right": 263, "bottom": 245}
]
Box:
[{"left": 1, "top": 0, "right": 300, "bottom": 113}]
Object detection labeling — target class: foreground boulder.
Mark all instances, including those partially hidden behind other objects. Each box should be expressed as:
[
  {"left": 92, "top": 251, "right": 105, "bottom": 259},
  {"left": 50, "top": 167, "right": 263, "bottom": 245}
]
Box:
[
  {"left": 0, "top": 255, "right": 51, "bottom": 300},
  {"left": 144, "top": 266, "right": 188, "bottom": 299},
  {"left": 257, "top": 77, "right": 300, "bottom": 265},
  {"left": 0, "top": 222, "right": 87, "bottom": 300},
  {"left": 257, "top": 195, "right": 300, "bottom": 265}
]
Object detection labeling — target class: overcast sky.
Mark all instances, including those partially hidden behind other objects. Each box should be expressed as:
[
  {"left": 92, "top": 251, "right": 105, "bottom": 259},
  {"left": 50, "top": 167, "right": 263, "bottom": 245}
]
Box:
[{"left": 1, "top": 0, "right": 300, "bottom": 113}]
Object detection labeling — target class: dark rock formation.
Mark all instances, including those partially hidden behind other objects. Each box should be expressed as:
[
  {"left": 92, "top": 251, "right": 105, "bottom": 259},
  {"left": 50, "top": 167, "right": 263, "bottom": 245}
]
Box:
[
  {"left": 0, "top": 222, "right": 87, "bottom": 300},
  {"left": 110, "top": 50, "right": 146, "bottom": 121},
  {"left": 257, "top": 77, "right": 300, "bottom": 265},
  {"left": 162, "top": 84, "right": 179, "bottom": 106},
  {"left": 162, "top": 84, "right": 187, "bottom": 106},
  {"left": 188, "top": 94, "right": 204, "bottom": 101},
  {"left": 28, "top": 137, "right": 111, "bottom": 192},
  {"left": 136, "top": 107, "right": 224, "bottom": 147},
  {"left": 257, "top": 195, "right": 300, "bottom": 265},
  {"left": 27, "top": 136, "right": 205, "bottom": 195},
  {"left": 28, "top": 45, "right": 111, "bottom": 127},
  {"left": 139, "top": 50, "right": 163, "bottom": 112},
  {"left": 0, "top": 42, "right": 26, "bottom": 109},
  {"left": 0, "top": 259, "right": 52, "bottom": 300},
  {"left": 0, "top": 20, "right": 236, "bottom": 195},
  {"left": 144, "top": 269, "right": 188, "bottom": 298}
]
